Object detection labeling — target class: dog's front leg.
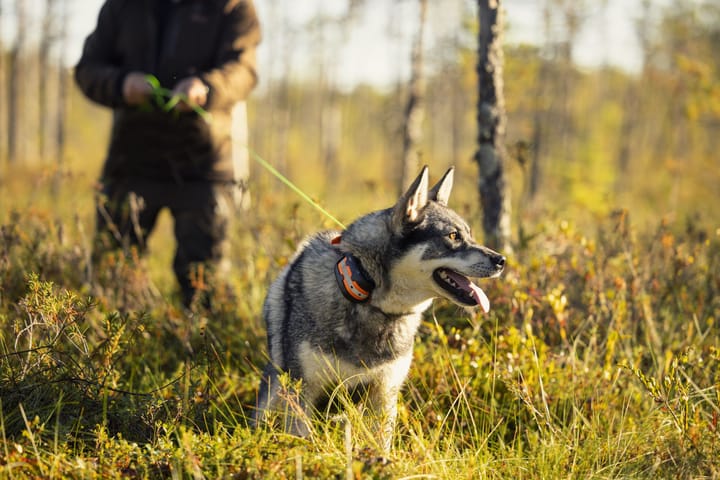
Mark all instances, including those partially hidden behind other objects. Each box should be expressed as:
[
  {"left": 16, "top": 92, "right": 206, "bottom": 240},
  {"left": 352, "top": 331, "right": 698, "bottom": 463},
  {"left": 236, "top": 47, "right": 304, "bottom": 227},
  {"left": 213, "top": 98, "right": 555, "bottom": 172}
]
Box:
[
  {"left": 253, "top": 363, "right": 281, "bottom": 428},
  {"left": 281, "top": 380, "right": 323, "bottom": 440},
  {"left": 366, "top": 381, "right": 400, "bottom": 453},
  {"left": 367, "top": 354, "right": 413, "bottom": 452},
  {"left": 283, "top": 391, "right": 312, "bottom": 439},
  {"left": 254, "top": 364, "right": 318, "bottom": 440}
]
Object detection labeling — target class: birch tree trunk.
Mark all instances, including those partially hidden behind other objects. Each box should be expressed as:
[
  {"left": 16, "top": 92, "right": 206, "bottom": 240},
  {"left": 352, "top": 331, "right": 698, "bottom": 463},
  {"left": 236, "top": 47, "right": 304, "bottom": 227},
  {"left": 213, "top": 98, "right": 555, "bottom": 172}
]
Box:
[
  {"left": 40, "top": 0, "right": 57, "bottom": 161},
  {"left": 8, "top": 0, "right": 28, "bottom": 164},
  {"left": 0, "top": 0, "right": 5, "bottom": 162},
  {"left": 55, "top": 0, "right": 69, "bottom": 170},
  {"left": 475, "top": 0, "right": 511, "bottom": 252},
  {"left": 528, "top": 3, "right": 551, "bottom": 201},
  {"left": 615, "top": 0, "right": 651, "bottom": 193},
  {"left": 398, "top": 0, "right": 428, "bottom": 192},
  {"left": 321, "top": 96, "right": 341, "bottom": 181}
]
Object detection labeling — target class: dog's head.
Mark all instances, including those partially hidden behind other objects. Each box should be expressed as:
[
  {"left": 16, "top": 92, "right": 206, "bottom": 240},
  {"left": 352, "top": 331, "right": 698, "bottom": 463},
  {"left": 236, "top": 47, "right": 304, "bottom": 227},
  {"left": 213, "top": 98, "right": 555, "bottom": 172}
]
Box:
[{"left": 388, "top": 166, "right": 505, "bottom": 312}]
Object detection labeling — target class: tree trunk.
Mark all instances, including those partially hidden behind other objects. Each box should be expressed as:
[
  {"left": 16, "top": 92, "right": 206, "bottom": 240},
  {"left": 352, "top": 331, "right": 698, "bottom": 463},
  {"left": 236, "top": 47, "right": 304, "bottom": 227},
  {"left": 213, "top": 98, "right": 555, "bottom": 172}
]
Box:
[
  {"left": 475, "top": 0, "right": 511, "bottom": 252},
  {"left": 398, "top": 0, "right": 428, "bottom": 193},
  {"left": 616, "top": 0, "right": 651, "bottom": 193},
  {"left": 231, "top": 102, "right": 251, "bottom": 209},
  {"left": 39, "top": 0, "right": 57, "bottom": 161},
  {"left": 528, "top": 3, "right": 551, "bottom": 201},
  {"left": 0, "top": 0, "right": 5, "bottom": 163},
  {"left": 321, "top": 96, "right": 342, "bottom": 181},
  {"left": 8, "top": 0, "right": 28, "bottom": 164},
  {"left": 268, "top": 0, "right": 292, "bottom": 178},
  {"left": 558, "top": 1, "right": 581, "bottom": 160},
  {"left": 55, "top": 0, "right": 70, "bottom": 170}
]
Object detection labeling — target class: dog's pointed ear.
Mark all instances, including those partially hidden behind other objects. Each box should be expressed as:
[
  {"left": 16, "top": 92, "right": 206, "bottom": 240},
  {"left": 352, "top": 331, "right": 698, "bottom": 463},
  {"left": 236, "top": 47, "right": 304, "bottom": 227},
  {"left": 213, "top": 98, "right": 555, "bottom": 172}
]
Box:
[
  {"left": 392, "top": 166, "right": 429, "bottom": 229},
  {"left": 428, "top": 167, "right": 454, "bottom": 206}
]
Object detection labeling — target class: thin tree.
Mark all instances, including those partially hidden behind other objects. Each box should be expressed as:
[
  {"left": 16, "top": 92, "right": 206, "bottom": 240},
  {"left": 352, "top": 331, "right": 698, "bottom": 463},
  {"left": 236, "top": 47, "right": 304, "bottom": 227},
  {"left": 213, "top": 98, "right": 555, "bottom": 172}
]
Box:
[
  {"left": 398, "top": 0, "right": 428, "bottom": 192},
  {"left": 312, "top": 11, "right": 338, "bottom": 183},
  {"left": 264, "top": 0, "right": 292, "bottom": 177},
  {"left": 38, "top": 0, "right": 57, "bottom": 158},
  {"left": 0, "top": 0, "right": 5, "bottom": 162},
  {"left": 39, "top": 0, "right": 58, "bottom": 160},
  {"left": 615, "top": 0, "right": 651, "bottom": 192},
  {"left": 51, "top": 0, "right": 70, "bottom": 196},
  {"left": 321, "top": 95, "right": 341, "bottom": 181},
  {"left": 449, "top": 31, "right": 465, "bottom": 169},
  {"left": 8, "top": 0, "right": 28, "bottom": 164},
  {"left": 320, "top": 0, "right": 363, "bottom": 182},
  {"left": 56, "top": 0, "right": 70, "bottom": 168},
  {"left": 475, "top": 0, "right": 511, "bottom": 252},
  {"left": 557, "top": 0, "right": 583, "bottom": 159},
  {"left": 528, "top": 3, "right": 552, "bottom": 201}
]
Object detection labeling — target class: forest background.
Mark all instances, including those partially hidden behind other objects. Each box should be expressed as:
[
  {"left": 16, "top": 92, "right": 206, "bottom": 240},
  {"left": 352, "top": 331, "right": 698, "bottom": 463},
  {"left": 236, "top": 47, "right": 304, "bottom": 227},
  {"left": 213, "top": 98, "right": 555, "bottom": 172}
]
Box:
[
  {"left": 2, "top": 0, "right": 718, "bottom": 230},
  {"left": 0, "top": 0, "right": 719, "bottom": 478}
]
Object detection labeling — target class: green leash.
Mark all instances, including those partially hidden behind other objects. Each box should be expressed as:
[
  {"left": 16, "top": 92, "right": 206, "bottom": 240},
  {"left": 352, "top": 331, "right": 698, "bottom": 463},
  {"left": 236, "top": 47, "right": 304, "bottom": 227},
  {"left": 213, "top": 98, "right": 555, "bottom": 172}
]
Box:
[{"left": 145, "top": 75, "right": 346, "bottom": 230}]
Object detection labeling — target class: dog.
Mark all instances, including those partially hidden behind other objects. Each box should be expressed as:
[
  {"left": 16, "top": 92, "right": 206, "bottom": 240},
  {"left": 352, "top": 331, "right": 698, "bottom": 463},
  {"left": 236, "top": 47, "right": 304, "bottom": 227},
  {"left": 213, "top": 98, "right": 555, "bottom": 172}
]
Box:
[{"left": 253, "top": 166, "right": 505, "bottom": 451}]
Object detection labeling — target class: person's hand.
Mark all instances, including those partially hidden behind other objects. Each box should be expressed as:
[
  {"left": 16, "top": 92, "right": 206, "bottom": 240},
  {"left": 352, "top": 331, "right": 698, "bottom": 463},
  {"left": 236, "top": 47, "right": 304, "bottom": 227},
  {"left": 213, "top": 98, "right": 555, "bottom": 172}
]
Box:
[
  {"left": 122, "top": 72, "right": 153, "bottom": 106},
  {"left": 171, "top": 77, "right": 209, "bottom": 112}
]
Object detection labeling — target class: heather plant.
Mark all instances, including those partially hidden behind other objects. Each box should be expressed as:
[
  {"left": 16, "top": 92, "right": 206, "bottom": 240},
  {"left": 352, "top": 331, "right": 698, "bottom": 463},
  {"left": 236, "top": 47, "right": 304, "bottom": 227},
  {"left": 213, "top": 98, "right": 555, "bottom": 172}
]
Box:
[{"left": 0, "top": 195, "right": 718, "bottom": 478}]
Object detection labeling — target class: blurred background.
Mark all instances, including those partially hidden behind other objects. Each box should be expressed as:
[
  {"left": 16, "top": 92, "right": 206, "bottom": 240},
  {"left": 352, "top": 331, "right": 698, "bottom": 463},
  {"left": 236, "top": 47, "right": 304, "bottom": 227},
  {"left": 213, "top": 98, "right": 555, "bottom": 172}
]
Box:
[{"left": 0, "top": 0, "right": 718, "bottom": 236}]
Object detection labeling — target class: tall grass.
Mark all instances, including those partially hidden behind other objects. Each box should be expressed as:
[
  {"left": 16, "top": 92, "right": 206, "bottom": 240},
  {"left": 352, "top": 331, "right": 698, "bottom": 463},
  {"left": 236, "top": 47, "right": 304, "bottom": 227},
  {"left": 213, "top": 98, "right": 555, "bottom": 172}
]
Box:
[{"left": 1, "top": 169, "right": 718, "bottom": 478}]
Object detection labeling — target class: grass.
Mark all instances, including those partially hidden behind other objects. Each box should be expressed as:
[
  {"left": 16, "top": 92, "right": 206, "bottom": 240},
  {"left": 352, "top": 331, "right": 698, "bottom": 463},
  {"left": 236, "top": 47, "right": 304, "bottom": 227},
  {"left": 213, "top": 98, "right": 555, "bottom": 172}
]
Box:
[{"left": 1, "top": 164, "right": 719, "bottom": 479}]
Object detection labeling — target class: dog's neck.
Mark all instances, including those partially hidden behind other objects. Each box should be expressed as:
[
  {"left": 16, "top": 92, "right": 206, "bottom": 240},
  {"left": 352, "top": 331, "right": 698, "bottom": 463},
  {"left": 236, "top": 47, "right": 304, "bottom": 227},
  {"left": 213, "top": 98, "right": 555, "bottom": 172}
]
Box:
[{"left": 332, "top": 234, "right": 433, "bottom": 317}]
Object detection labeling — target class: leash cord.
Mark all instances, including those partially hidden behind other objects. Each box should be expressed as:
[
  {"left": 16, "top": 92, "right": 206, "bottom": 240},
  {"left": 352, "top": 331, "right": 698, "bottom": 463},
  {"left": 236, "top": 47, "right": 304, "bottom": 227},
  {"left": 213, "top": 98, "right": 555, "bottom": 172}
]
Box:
[{"left": 145, "top": 75, "right": 346, "bottom": 230}]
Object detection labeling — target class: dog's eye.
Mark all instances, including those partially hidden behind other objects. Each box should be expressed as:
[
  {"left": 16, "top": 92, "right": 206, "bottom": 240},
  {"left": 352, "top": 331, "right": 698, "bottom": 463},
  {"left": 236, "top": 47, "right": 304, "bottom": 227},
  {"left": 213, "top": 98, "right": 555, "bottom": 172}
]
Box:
[{"left": 447, "top": 231, "right": 459, "bottom": 241}]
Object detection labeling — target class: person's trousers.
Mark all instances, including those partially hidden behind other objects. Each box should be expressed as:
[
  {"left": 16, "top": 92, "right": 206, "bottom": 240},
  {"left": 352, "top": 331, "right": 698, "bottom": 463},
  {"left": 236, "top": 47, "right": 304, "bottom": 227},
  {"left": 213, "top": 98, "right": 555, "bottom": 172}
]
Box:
[{"left": 94, "top": 177, "right": 239, "bottom": 306}]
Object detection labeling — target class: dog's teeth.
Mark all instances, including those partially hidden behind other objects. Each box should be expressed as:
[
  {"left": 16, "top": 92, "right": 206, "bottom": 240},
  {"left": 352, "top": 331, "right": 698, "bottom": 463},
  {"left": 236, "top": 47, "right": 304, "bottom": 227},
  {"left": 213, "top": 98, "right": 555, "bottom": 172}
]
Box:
[{"left": 439, "top": 270, "right": 457, "bottom": 287}]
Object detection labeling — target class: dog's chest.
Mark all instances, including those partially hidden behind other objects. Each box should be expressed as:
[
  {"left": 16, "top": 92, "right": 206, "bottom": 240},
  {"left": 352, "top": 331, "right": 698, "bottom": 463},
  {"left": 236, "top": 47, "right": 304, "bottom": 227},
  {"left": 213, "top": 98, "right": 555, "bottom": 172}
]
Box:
[
  {"left": 331, "top": 310, "right": 422, "bottom": 366},
  {"left": 297, "top": 340, "right": 413, "bottom": 392}
]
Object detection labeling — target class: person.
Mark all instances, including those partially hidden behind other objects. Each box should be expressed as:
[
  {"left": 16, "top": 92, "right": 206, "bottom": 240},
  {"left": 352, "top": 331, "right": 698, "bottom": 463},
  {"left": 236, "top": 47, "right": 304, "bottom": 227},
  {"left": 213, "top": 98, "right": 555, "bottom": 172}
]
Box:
[{"left": 75, "top": 0, "right": 261, "bottom": 307}]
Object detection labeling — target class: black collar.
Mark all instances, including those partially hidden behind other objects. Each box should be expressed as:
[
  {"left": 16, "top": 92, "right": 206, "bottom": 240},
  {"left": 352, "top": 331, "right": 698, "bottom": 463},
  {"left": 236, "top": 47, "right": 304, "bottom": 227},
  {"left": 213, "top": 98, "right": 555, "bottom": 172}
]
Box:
[
  {"left": 335, "top": 253, "right": 375, "bottom": 303},
  {"left": 332, "top": 236, "right": 375, "bottom": 303}
]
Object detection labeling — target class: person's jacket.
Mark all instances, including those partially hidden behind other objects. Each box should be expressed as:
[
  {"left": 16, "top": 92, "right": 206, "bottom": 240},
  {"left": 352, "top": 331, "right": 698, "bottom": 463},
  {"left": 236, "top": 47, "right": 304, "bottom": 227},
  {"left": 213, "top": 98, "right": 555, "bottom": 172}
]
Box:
[{"left": 75, "top": 0, "right": 261, "bottom": 183}]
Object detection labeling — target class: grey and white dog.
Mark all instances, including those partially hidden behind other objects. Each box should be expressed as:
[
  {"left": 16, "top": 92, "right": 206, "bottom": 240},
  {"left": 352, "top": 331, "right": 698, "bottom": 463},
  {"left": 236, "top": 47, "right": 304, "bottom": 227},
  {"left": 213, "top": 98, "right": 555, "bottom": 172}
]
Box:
[{"left": 254, "top": 166, "right": 505, "bottom": 451}]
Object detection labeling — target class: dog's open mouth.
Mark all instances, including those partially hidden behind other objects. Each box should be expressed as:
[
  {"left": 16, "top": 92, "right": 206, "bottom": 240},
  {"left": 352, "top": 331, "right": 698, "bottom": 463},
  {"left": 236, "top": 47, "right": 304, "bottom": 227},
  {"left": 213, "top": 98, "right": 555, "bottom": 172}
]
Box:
[{"left": 433, "top": 268, "right": 491, "bottom": 312}]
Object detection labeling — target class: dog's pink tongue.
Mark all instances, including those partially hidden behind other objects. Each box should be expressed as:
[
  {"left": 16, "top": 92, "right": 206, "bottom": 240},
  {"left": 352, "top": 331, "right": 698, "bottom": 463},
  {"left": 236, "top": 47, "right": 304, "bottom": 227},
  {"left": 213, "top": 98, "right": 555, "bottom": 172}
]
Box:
[{"left": 470, "top": 282, "right": 490, "bottom": 313}]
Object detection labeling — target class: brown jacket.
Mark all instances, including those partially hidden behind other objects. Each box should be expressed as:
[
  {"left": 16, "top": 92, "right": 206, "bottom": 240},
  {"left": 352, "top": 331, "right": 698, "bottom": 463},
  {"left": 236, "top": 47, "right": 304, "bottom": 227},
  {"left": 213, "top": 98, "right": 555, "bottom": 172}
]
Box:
[{"left": 75, "top": 0, "right": 261, "bottom": 183}]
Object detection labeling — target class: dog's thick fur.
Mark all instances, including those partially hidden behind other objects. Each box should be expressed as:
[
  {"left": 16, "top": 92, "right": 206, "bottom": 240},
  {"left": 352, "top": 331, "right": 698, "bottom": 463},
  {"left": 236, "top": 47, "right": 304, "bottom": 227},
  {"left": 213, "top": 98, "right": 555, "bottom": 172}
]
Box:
[{"left": 254, "top": 166, "right": 505, "bottom": 451}]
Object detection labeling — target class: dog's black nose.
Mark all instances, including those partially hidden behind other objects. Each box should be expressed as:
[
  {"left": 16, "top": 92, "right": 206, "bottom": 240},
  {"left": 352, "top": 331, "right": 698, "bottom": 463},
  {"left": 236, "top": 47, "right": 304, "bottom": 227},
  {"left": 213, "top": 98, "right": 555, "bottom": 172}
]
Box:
[{"left": 496, "top": 255, "right": 506, "bottom": 270}]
